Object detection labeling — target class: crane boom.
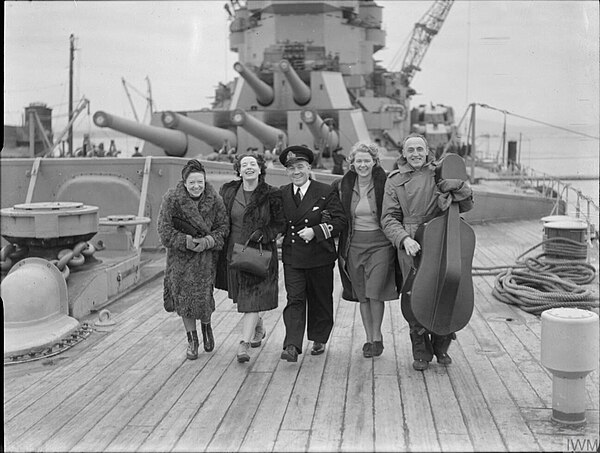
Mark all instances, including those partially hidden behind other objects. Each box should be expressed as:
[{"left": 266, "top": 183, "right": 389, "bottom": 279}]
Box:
[
  {"left": 42, "top": 97, "right": 90, "bottom": 157},
  {"left": 122, "top": 77, "right": 140, "bottom": 122},
  {"left": 400, "top": 0, "right": 454, "bottom": 86}
]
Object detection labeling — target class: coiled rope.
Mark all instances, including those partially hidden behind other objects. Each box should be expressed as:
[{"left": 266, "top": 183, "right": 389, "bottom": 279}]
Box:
[{"left": 473, "top": 237, "right": 599, "bottom": 315}]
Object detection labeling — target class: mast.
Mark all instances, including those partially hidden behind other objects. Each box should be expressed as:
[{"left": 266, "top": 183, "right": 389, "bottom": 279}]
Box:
[{"left": 68, "top": 34, "right": 75, "bottom": 156}]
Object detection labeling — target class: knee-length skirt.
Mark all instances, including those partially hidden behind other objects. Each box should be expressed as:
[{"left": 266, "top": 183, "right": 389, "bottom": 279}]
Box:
[{"left": 347, "top": 229, "right": 398, "bottom": 303}]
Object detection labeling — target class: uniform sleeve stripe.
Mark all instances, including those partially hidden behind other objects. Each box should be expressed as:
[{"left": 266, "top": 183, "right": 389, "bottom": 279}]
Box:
[{"left": 319, "top": 223, "right": 331, "bottom": 239}]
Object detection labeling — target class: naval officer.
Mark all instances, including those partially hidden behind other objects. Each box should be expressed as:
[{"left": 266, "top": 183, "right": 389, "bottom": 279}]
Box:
[{"left": 279, "top": 145, "right": 346, "bottom": 362}]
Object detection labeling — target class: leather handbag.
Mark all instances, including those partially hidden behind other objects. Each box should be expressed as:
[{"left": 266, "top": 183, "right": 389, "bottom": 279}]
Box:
[
  {"left": 163, "top": 285, "right": 175, "bottom": 313},
  {"left": 230, "top": 239, "right": 272, "bottom": 278},
  {"left": 172, "top": 216, "right": 201, "bottom": 236}
]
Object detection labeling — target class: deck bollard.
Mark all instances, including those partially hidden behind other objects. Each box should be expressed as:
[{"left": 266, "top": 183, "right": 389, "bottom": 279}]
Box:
[{"left": 540, "top": 307, "right": 599, "bottom": 425}]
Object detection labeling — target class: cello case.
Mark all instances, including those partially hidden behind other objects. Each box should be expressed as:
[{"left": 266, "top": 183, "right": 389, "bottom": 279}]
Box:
[{"left": 401, "top": 154, "right": 476, "bottom": 335}]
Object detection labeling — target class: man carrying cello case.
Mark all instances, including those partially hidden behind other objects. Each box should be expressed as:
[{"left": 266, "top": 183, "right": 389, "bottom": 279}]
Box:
[{"left": 381, "top": 133, "right": 475, "bottom": 371}]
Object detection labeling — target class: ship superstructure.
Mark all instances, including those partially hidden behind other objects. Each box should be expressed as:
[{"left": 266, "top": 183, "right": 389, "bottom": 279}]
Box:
[{"left": 94, "top": 0, "right": 456, "bottom": 165}]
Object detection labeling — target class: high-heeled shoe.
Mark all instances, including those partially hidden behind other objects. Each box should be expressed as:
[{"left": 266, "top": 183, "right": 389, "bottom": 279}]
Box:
[
  {"left": 186, "top": 331, "right": 199, "bottom": 360},
  {"left": 250, "top": 317, "right": 266, "bottom": 348},
  {"left": 201, "top": 322, "right": 214, "bottom": 352}
]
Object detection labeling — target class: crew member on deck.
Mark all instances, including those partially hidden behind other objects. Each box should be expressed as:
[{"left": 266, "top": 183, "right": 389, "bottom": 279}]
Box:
[
  {"left": 278, "top": 145, "right": 346, "bottom": 362},
  {"left": 381, "top": 133, "right": 473, "bottom": 371}
]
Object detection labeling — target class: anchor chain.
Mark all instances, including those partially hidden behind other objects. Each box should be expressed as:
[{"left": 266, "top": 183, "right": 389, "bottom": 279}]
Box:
[
  {"left": 50, "top": 241, "right": 96, "bottom": 280},
  {"left": 0, "top": 243, "right": 29, "bottom": 272},
  {"left": 1, "top": 241, "right": 97, "bottom": 279},
  {"left": 3, "top": 323, "right": 94, "bottom": 365}
]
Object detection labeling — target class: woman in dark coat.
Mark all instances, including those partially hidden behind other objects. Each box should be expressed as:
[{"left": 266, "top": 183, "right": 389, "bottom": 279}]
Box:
[
  {"left": 158, "top": 159, "right": 229, "bottom": 360},
  {"left": 216, "top": 153, "right": 285, "bottom": 363},
  {"left": 333, "top": 142, "right": 399, "bottom": 358}
]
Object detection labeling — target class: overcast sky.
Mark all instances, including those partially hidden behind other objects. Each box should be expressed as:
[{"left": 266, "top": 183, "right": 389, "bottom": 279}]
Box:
[{"left": 4, "top": 0, "right": 599, "bottom": 140}]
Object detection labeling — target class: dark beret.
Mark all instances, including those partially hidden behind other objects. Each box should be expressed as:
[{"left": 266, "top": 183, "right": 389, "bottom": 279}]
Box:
[
  {"left": 279, "top": 145, "right": 314, "bottom": 166},
  {"left": 181, "top": 159, "right": 206, "bottom": 181}
]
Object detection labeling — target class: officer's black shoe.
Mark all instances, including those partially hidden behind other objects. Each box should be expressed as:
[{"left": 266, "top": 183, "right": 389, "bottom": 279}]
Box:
[{"left": 281, "top": 345, "right": 299, "bottom": 362}]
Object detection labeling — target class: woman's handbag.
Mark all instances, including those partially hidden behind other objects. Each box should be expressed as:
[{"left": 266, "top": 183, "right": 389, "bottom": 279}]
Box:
[
  {"left": 230, "top": 239, "right": 272, "bottom": 278},
  {"left": 163, "top": 285, "right": 175, "bottom": 313}
]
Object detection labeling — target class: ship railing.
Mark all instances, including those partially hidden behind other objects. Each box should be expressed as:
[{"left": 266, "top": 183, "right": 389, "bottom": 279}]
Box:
[{"left": 506, "top": 165, "right": 599, "bottom": 238}]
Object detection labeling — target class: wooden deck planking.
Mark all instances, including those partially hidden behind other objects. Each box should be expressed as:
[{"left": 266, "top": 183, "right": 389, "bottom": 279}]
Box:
[
  {"left": 13, "top": 306, "right": 175, "bottom": 452},
  {"left": 3, "top": 292, "right": 160, "bottom": 422},
  {"left": 4, "top": 219, "right": 599, "bottom": 452},
  {"left": 338, "top": 304, "right": 375, "bottom": 452},
  {"left": 372, "top": 303, "right": 408, "bottom": 452},
  {"left": 456, "top": 322, "right": 541, "bottom": 451},
  {"left": 306, "top": 297, "right": 353, "bottom": 452}
]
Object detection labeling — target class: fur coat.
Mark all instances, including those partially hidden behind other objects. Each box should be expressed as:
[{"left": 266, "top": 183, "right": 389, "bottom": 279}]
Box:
[
  {"left": 158, "top": 180, "right": 229, "bottom": 321},
  {"left": 216, "top": 179, "right": 285, "bottom": 312}
]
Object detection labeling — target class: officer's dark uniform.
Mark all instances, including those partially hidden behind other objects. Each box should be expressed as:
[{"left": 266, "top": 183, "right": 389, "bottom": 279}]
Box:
[{"left": 279, "top": 146, "right": 346, "bottom": 356}]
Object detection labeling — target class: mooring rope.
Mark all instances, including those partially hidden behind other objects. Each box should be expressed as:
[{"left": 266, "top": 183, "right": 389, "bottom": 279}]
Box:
[{"left": 473, "top": 237, "right": 599, "bottom": 315}]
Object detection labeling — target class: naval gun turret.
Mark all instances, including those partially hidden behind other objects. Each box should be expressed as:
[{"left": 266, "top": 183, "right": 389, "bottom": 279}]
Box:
[
  {"left": 279, "top": 60, "right": 311, "bottom": 106},
  {"left": 95, "top": 1, "right": 455, "bottom": 170},
  {"left": 300, "top": 110, "right": 340, "bottom": 151},
  {"left": 93, "top": 111, "right": 188, "bottom": 157},
  {"left": 161, "top": 111, "right": 238, "bottom": 150},
  {"left": 230, "top": 109, "right": 287, "bottom": 150},
  {"left": 233, "top": 62, "right": 274, "bottom": 106}
]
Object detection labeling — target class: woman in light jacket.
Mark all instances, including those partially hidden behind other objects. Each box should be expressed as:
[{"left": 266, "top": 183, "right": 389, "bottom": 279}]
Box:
[{"left": 333, "top": 142, "right": 399, "bottom": 358}]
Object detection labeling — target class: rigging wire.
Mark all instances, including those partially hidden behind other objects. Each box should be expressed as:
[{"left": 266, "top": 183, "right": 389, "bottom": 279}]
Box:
[{"left": 476, "top": 103, "right": 600, "bottom": 140}]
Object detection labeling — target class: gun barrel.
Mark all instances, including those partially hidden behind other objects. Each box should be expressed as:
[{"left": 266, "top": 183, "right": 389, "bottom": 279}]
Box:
[
  {"left": 300, "top": 110, "right": 340, "bottom": 150},
  {"left": 161, "top": 111, "right": 237, "bottom": 149},
  {"left": 230, "top": 109, "right": 286, "bottom": 149},
  {"left": 279, "top": 60, "right": 311, "bottom": 105},
  {"left": 93, "top": 111, "right": 188, "bottom": 157},
  {"left": 233, "top": 62, "right": 274, "bottom": 106}
]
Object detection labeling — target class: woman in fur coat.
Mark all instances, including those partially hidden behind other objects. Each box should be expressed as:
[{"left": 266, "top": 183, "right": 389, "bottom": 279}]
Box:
[
  {"left": 216, "top": 153, "right": 286, "bottom": 363},
  {"left": 158, "top": 159, "right": 229, "bottom": 360}
]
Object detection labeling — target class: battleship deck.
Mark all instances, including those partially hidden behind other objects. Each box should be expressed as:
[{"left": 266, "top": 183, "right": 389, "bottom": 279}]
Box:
[{"left": 4, "top": 219, "right": 599, "bottom": 452}]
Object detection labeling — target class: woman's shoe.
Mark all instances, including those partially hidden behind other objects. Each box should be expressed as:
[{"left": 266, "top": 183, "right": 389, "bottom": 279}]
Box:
[
  {"left": 237, "top": 341, "right": 250, "bottom": 363},
  {"left": 186, "top": 331, "right": 199, "bottom": 360},
  {"left": 201, "top": 323, "right": 214, "bottom": 352},
  {"left": 362, "top": 342, "right": 373, "bottom": 358},
  {"left": 250, "top": 318, "right": 266, "bottom": 348}
]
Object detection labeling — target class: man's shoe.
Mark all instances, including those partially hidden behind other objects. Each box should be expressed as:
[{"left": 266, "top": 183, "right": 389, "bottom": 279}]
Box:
[
  {"left": 237, "top": 341, "right": 250, "bottom": 363},
  {"left": 280, "top": 345, "right": 298, "bottom": 362},
  {"left": 250, "top": 319, "right": 266, "bottom": 348},
  {"left": 436, "top": 353, "right": 452, "bottom": 365},
  {"left": 372, "top": 339, "right": 384, "bottom": 357},
  {"left": 362, "top": 342, "right": 373, "bottom": 358},
  {"left": 311, "top": 342, "right": 325, "bottom": 356},
  {"left": 412, "top": 359, "right": 429, "bottom": 371}
]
